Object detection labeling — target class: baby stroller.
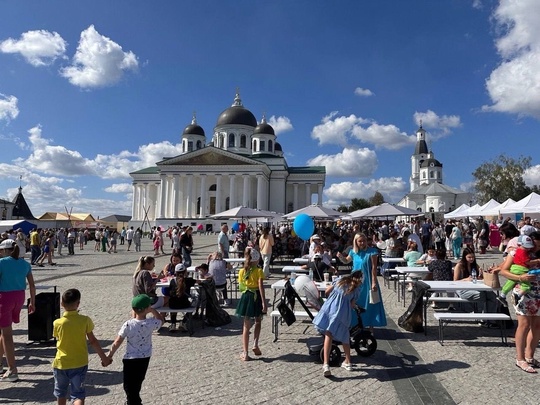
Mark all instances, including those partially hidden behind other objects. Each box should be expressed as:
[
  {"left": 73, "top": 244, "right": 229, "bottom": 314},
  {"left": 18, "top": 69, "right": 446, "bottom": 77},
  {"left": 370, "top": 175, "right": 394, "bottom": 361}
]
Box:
[{"left": 280, "top": 279, "right": 377, "bottom": 366}]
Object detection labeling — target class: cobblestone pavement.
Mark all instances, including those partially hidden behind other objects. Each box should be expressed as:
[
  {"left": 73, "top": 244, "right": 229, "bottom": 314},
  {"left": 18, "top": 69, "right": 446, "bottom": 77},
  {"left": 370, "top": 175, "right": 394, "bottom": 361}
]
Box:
[{"left": 0, "top": 236, "right": 535, "bottom": 404}]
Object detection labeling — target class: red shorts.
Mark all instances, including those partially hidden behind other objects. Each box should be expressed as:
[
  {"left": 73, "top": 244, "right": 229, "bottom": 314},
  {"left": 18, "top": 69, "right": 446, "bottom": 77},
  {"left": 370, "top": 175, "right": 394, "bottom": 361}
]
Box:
[{"left": 0, "top": 291, "right": 25, "bottom": 328}]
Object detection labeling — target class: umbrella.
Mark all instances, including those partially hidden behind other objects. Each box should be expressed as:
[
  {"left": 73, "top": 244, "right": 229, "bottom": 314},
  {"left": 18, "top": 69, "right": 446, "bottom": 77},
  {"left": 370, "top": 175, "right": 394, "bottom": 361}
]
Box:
[
  {"left": 210, "top": 206, "right": 279, "bottom": 220},
  {"left": 347, "top": 203, "right": 420, "bottom": 219},
  {"left": 282, "top": 204, "right": 342, "bottom": 220}
]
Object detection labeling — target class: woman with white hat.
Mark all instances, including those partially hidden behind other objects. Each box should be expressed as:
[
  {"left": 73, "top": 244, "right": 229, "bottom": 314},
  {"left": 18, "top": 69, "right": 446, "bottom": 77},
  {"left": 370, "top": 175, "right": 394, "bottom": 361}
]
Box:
[
  {"left": 235, "top": 247, "right": 267, "bottom": 361},
  {"left": 0, "top": 239, "right": 36, "bottom": 382}
]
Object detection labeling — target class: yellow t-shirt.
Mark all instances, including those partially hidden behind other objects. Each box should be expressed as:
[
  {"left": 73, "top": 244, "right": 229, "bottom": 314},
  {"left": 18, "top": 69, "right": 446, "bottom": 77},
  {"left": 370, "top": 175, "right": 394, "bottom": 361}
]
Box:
[
  {"left": 53, "top": 310, "right": 94, "bottom": 370},
  {"left": 238, "top": 265, "right": 264, "bottom": 290},
  {"left": 30, "top": 231, "right": 39, "bottom": 246}
]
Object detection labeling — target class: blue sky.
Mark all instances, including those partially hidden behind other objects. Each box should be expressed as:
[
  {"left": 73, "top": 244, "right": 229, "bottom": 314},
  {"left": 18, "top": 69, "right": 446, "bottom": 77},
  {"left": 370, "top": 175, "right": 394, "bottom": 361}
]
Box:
[{"left": 1, "top": 0, "right": 539, "bottom": 218}]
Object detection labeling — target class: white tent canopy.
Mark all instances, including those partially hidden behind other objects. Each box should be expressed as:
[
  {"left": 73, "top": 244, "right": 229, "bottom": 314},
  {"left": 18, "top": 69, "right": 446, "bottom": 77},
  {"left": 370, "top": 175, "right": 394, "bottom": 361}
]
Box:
[
  {"left": 481, "top": 198, "right": 515, "bottom": 217},
  {"left": 500, "top": 192, "right": 540, "bottom": 214},
  {"left": 462, "top": 199, "right": 501, "bottom": 218},
  {"left": 282, "top": 204, "right": 342, "bottom": 220},
  {"left": 345, "top": 203, "right": 421, "bottom": 219},
  {"left": 443, "top": 203, "right": 470, "bottom": 219}
]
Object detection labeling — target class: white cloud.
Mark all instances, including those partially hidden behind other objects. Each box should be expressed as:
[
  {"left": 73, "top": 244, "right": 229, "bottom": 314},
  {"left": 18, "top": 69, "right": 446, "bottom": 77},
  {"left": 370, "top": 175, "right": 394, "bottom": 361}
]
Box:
[
  {"left": 307, "top": 147, "right": 378, "bottom": 177},
  {"left": 60, "top": 25, "right": 138, "bottom": 88},
  {"left": 14, "top": 125, "right": 183, "bottom": 180},
  {"left": 104, "top": 183, "right": 133, "bottom": 193},
  {"left": 524, "top": 165, "right": 540, "bottom": 186},
  {"left": 351, "top": 123, "right": 415, "bottom": 150},
  {"left": 472, "top": 0, "right": 483, "bottom": 9},
  {"left": 0, "top": 30, "right": 67, "bottom": 66},
  {"left": 354, "top": 87, "right": 374, "bottom": 97},
  {"left": 268, "top": 115, "right": 293, "bottom": 135},
  {"left": 413, "top": 110, "right": 462, "bottom": 138},
  {"left": 311, "top": 113, "right": 368, "bottom": 146},
  {"left": 0, "top": 94, "right": 19, "bottom": 122},
  {"left": 483, "top": 0, "right": 540, "bottom": 119},
  {"left": 324, "top": 177, "right": 407, "bottom": 207}
]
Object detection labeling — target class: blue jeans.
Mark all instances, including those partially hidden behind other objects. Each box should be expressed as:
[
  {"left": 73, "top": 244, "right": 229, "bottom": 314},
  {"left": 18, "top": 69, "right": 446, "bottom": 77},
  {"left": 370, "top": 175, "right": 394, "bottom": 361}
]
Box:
[
  {"left": 31, "top": 245, "right": 40, "bottom": 264},
  {"left": 53, "top": 365, "right": 88, "bottom": 400}
]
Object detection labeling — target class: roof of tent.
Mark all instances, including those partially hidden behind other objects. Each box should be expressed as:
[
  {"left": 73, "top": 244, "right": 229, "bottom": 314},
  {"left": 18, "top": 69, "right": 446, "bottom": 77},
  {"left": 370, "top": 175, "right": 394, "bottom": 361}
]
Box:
[
  {"left": 443, "top": 203, "right": 470, "bottom": 219},
  {"left": 500, "top": 193, "right": 540, "bottom": 214}
]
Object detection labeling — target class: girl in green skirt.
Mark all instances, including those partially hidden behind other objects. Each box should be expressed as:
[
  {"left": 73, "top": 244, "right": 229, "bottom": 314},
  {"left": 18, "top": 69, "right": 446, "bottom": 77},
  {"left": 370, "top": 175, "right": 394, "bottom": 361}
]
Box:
[{"left": 236, "top": 247, "right": 267, "bottom": 361}]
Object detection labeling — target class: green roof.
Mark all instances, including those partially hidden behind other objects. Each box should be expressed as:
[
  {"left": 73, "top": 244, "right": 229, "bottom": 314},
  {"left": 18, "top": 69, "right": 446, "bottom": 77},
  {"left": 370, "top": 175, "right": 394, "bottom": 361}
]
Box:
[
  {"left": 130, "top": 166, "right": 160, "bottom": 175},
  {"left": 289, "top": 166, "right": 326, "bottom": 174}
]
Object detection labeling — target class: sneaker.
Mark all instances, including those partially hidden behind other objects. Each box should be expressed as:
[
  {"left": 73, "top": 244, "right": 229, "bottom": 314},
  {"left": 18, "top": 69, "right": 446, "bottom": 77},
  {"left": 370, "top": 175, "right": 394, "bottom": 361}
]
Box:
[
  {"left": 341, "top": 362, "right": 353, "bottom": 371},
  {"left": 323, "top": 364, "right": 331, "bottom": 377},
  {"left": 0, "top": 370, "right": 18, "bottom": 382}
]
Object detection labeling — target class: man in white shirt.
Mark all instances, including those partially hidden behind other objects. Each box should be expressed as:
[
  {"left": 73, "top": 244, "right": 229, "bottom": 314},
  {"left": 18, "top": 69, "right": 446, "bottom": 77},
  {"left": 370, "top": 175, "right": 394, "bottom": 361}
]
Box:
[
  {"left": 126, "top": 226, "right": 134, "bottom": 251},
  {"left": 217, "top": 224, "right": 229, "bottom": 259}
]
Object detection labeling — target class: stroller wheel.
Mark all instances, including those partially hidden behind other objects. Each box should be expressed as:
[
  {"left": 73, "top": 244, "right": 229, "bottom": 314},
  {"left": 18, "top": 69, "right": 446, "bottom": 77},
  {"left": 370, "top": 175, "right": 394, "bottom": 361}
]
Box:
[
  {"left": 353, "top": 334, "right": 377, "bottom": 357},
  {"left": 320, "top": 344, "right": 341, "bottom": 366}
]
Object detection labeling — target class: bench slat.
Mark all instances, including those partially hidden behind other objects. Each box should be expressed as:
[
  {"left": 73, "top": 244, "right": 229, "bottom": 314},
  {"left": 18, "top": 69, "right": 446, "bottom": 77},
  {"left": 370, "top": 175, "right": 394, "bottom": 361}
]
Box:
[{"left": 433, "top": 313, "right": 510, "bottom": 321}]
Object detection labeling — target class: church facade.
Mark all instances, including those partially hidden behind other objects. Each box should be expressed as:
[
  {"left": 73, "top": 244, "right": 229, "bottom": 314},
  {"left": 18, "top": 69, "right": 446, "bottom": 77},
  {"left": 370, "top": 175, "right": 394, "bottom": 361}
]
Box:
[
  {"left": 130, "top": 92, "right": 326, "bottom": 226},
  {"left": 398, "top": 125, "right": 470, "bottom": 214}
]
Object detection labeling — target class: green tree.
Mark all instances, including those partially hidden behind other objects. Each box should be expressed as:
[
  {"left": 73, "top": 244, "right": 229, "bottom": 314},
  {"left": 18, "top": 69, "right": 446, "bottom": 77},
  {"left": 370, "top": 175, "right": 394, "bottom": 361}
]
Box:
[
  {"left": 472, "top": 155, "right": 532, "bottom": 204},
  {"left": 350, "top": 198, "right": 370, "bottom": 211},
  {"left": 369, "top": 191, "right": 385, "bottom": 206},
  {"left": 337, "top": 204, "right": 350, "bottom": 213}
]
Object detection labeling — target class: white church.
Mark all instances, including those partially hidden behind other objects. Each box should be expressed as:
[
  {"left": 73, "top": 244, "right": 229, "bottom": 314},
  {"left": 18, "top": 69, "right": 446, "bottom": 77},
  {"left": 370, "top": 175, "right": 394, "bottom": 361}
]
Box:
[
  {"left": 130, "top": 91, "right": 326, "bottom": 227},
  {"left": 398, "top": 124, "right": 471, "bottom": 214}
]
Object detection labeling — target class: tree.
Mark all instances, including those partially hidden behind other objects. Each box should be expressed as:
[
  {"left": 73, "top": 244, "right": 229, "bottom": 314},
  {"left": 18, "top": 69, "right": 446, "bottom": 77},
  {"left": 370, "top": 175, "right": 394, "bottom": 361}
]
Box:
[
  {"left": 337, "top": 204, "right": 350, "bottom": 213},
  {"left": 472, "top": 155, "right": 532, "bottom": 204},
  {"left": 369, "top": 191, "right": 385, "bottom": 206},
  {"left": 350, "top": 198, "right": 370, "bottom": 211}
]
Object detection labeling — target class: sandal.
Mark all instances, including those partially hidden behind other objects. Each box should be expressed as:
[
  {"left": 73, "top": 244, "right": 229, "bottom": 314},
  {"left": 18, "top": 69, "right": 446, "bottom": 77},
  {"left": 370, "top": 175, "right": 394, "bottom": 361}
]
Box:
[
  {"left": 240, "top": 351, "right": 252, "bottom": 362},
  {"left": 252, "top": 347, "right": 262, "bottom": 356},
  {"left": 516, "top": 360, "right": 537, "bottom": 373},
  {"left": 526, "top": 358, "right": 540, "bottom": 368}
]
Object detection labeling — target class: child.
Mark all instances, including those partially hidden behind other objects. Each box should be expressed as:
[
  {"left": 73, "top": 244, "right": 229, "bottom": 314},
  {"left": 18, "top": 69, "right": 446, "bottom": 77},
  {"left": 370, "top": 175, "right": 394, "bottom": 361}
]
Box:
[
  {"left": 312, "top": 272, "right": 362, "bottom": 377},
  {"left": 416, "top": 248, "right": 436, "bottom": 266},
  {"left": 502, "top": 235, "right": 537, "bottom": 297},
  {"left": 108, "top": 294, "right": 164, "bottom": 405},
  {"left": 52, "top": 289, "right": 111, "bottom": 405},
  {"left": 196, "top": 263, "right": 210, "bottom": 279},
  {"left": 235, "top": 247, "right": 267, "bottom": 361}
]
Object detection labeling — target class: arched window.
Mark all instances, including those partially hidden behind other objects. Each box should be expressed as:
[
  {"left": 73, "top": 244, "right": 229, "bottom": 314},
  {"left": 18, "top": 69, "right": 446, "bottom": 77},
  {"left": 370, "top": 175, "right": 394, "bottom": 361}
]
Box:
[
  {"left": 196, "top": 140, "right": 202, "bottom": 149},
  {"left": 219, "top": 135, "right": 224, "bottom": 149},
  {"left": 209, "top": 184, "right": 216, "bottom": 191},
  {"left": 260, "top": 141, "right": 265, "bottom": 152},
  {"left": 252, "top": 139, "right": 257, "bottom": 151},
  {"left": 188, "top": 141, "right": 193, "bottom": 152},
  {"left": 228, "top": 133, "right": 235, "bottom": 147},
  {"left": 430, "top": 171, "right": 434, "bottom": 178},
  {"left": 268, "top": 140, "right": 273, "bottom": 152},
  {"left": 182, "top": 140, "right": 186, "bottom": 153},
  {"left": 422, "top": 172, "right": 426, "bottom": 179},
  {"left": 240, "top": 135, "right": 246, "bottom": 148}
]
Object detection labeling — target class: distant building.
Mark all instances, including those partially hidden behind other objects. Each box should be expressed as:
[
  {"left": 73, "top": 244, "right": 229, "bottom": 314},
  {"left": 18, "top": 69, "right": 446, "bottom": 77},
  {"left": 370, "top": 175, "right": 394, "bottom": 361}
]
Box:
[
  {"left": 129, "top": 91, "right": 326, "bottom": 225},
  {"left": 398, "top": 124, "right": 470, "bottom": 214},
  {"left": 1, "top": 186, "right": 35, "bottom": 220}
]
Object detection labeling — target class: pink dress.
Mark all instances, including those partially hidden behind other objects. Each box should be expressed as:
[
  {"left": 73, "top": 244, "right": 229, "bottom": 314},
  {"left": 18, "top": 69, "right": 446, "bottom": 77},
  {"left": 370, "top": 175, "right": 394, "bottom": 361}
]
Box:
[{"left": 489, "top": 223, "right": 501, "bottom": 248}]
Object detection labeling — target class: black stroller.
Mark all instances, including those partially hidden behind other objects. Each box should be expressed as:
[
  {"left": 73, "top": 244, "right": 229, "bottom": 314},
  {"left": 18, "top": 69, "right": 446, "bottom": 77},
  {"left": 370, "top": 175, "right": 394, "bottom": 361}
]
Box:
[{"left": 280, "top": 280, "right": 377, "bottom": 366}]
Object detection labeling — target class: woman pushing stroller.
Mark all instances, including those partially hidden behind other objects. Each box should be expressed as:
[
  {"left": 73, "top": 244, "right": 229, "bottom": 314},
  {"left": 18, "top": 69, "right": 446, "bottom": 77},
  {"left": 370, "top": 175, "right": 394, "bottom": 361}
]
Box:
[{"left": 312, "top": 271, "right": 362, "bottom": 377}]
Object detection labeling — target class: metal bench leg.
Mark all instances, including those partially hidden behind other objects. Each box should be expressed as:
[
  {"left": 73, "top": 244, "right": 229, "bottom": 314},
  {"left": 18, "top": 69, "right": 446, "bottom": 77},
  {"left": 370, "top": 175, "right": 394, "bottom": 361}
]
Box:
[{"left": 438, "top": 320, "right": 445, "bottom": 345}]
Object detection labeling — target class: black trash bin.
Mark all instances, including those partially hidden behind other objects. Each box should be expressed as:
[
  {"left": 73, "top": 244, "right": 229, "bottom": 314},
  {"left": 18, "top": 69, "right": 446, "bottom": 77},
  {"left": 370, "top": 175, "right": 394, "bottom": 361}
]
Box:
[{"left": 28, "top": 292, "right": 60, "bottom": 342}]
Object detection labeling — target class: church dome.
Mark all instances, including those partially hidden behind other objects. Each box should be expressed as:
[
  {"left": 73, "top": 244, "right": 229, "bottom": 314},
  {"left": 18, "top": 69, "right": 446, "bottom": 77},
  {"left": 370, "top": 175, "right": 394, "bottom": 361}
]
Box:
[
  {"left": 254, "top": 116, "right": 275, "bottom": 135},
  {"left": 216, "top": 91, "right": 257, "bottom": 127},
  {"left": 182, "top": 123, "right": 205, "bottom": 136},
  {"left": 420, "top": 158, "right": 442, "bottom": 168}
]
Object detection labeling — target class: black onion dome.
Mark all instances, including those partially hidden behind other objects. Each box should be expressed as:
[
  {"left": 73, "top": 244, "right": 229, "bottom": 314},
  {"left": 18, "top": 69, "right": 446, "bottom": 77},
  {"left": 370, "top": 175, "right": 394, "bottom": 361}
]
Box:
[
  {"left": 182, "top": 123, "right": 205, "bottom": 136},
  {"left": 420, "top": 158, "right": 442, "bottom": 168},
  {"left": 254, "top": 122, "right": 275, "bottom": 135},
  {"left": 217, "top": 106, "right": 257, "bottom": 127}
]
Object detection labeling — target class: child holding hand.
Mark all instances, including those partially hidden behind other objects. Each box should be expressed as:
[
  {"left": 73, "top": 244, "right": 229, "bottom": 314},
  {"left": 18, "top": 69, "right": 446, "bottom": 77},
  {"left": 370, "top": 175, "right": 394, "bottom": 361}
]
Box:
[{"left": 108, "top": 294, "right": 164, "bottom": 405}]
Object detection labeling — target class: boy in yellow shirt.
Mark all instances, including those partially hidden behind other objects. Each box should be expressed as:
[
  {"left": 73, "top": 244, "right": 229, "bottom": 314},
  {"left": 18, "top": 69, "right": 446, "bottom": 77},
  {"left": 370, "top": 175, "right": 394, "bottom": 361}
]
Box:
[{"left": 52, "top": 289, "right": 111, "bottom": 405}]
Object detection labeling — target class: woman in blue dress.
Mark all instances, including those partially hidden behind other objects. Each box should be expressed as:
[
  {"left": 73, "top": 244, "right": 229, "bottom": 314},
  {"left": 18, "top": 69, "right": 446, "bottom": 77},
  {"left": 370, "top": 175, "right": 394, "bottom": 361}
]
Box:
[
  {"left": 337, "top": 233, "right": 387, "bottom": 329},
  {"left": 312, "top": 272, "right": 362, "bottom": 377}
]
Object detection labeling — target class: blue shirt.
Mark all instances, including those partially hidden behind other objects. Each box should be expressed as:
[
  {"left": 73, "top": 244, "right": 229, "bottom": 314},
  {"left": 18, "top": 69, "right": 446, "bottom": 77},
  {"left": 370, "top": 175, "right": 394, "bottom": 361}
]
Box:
[{"left": 0, "top": 256, "right": 32, "bottom": 292}]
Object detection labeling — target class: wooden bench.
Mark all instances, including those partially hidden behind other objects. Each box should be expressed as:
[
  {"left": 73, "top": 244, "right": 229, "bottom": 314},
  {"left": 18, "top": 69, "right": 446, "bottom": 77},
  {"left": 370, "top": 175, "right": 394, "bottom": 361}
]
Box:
[
  {"left": 155, "top": 307, "right": 196, "bottom": 336},
  {"left": 432, "top": 312, "right": 511, "bottom": 345},
  {"left": 271, "top": 309, "right": 318, "bottom": 342}
]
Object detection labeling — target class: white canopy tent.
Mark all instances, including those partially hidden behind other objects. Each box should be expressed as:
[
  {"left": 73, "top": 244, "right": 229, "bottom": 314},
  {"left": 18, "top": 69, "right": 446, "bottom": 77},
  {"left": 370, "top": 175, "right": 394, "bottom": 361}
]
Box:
[
  {"left": 480, "top": 198, "right": 515, "bottom": 217},
  {"left": 462, "top": 199, "right": 501, "bottom": 218},
  {"left": 443, "top": 203, "right": 470, "bottom": 219},
  {"left": 345, "top": 203, "right": 421, "bottom": 220},
  {"left": 282, "top": 204, "right": 342, "bottom": 220},
  {"left": 500, "top": 193, "right": 540, "bottom": 214}
]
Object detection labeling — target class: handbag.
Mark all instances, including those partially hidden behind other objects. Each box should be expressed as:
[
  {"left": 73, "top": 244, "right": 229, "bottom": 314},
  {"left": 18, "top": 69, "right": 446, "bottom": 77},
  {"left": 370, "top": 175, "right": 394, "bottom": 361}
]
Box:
[
  {"left": 482, "top": 271, "right": 501, "bottom": 289},
  {"left": 277, "top": 299, "right": 296, "bottom": 326},
  {"left": 369, "top": 289, "right": 380, "bottom": 304}
]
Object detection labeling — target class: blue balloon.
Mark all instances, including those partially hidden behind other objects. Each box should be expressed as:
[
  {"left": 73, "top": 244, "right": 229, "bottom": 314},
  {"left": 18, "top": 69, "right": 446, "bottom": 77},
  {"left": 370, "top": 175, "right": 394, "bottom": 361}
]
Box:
[
  {"left": 293, "top": 214, "right": 315, "bottom": 241},
  {"left": 232, "top": 222, "right": 240, "bottom": 232}
]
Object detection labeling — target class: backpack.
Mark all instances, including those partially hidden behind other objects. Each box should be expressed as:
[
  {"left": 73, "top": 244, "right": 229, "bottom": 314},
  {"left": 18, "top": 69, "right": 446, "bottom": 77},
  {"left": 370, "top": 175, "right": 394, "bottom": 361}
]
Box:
[{"left": 199, "top": 279, "right": 231, "bottom": 327}]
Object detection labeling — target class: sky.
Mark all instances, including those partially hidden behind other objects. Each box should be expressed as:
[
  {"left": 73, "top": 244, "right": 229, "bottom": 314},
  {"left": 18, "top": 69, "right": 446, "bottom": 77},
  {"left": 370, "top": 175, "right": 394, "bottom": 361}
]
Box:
[{"left": 1, "top": 0, "right": 540, "bottom": 218}]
